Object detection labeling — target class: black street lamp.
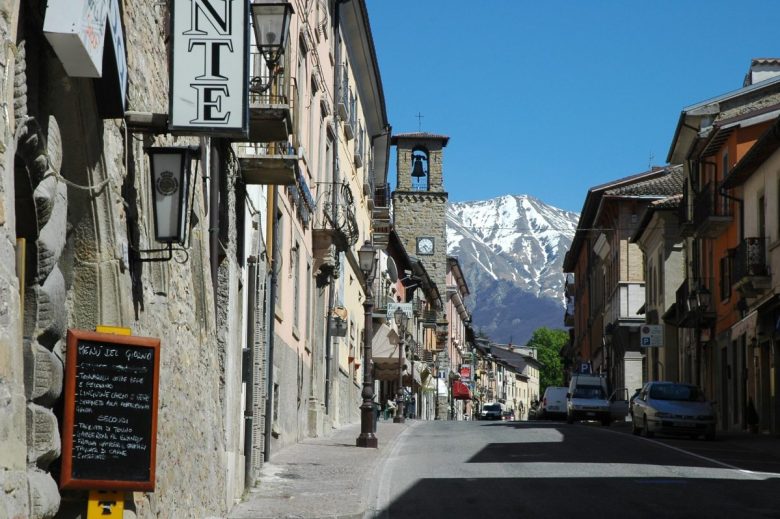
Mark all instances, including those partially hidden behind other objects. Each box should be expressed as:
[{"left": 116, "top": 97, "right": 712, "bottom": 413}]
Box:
[
  {"left": 393, "top": 307, "right": 409, "bottom": 424},
  {"left": 356, "top": 241, "right": 378, "bottom": 448},
  {"left": 250, "top": 2, "right": 294, "bottom": 94},
  {"left": 137, "top": 146, "right": 198, "bottom": 263}
]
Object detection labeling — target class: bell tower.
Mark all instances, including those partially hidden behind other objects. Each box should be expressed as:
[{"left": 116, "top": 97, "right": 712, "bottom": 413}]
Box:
[{"left": 391, "top": 132, "right": 449, "bottom": 295}]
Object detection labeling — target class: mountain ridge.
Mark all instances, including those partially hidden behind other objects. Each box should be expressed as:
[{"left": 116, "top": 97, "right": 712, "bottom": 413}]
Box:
[{"left": 446, "top": 194, "right": 579, "bottom": 343}]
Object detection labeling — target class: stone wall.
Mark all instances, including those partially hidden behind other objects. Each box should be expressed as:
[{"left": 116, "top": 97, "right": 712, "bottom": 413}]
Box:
[{"left": 0, "top": 2, "right": 250, "bottom": 517}]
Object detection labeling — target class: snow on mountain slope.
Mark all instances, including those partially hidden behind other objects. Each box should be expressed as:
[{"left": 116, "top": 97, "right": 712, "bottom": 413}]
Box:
[{"left": 447, "top": 195, "right": 579, "bottom": 343}]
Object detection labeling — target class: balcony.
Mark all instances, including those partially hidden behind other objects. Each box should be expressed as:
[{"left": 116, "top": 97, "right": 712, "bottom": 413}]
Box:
[
  {"left": 235, "top": 141, "right": 298, "bottom": 185},
  {"left": 668, "top": 278, "right": 715, "bottom": 328},
  {"left": 564, "top": 297, "right": 575, "bottom": 327},
  {"left": 693, "top": 183, "right": 732, "bottom": 238},
  {"left": 354, "top": 122, "right": 365, "bottom": 168},
  {"left": 733, "top": 237, "right": 771, "bottom": 298},
  {"left": 243, "top": 53, "right": 296, "bottom": 143},
  {"left": 678, "top": 183, "right": 695, "bottom": 238},
  {"left": 312, "top": 182, "right": 359, "bottom": 254},
  {"left": 606, "top": 281, "right": 645, "bottom": 326},
  {"left": 372, "top": 185, "right": 391, "bottom": 249}
]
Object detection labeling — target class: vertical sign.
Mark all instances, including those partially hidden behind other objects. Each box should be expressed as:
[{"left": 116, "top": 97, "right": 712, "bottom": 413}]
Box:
[
  {"left": 60, "top": 330, "right": 160, "bottom": 491},
  {"left": 170, "top": 0, "right": 249, "bottom": 137},
  {"left": 43, "top": 0, "right": 109, "bottom": 77}
]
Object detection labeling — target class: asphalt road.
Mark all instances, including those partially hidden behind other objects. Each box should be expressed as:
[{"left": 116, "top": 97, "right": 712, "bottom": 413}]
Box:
[{"left": 367, "top": 419, "right": 780, "bottom": 519}]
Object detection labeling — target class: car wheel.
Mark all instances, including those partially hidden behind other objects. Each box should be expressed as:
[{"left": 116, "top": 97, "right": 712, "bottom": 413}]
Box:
[
  {"left": 642, "top": 415, "right": 654, "bottom": 438},
  {"left": 631, "top": 414, "right": 640, "bottom": 435}
]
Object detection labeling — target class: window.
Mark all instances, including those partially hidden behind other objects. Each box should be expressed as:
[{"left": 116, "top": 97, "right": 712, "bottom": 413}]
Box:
[{"left": 719, "top": 254, "right": 731, "bottom": 301}]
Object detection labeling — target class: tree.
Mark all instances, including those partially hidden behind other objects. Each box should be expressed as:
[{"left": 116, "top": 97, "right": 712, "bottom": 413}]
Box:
[{"left": 526, "top": 327, "right": 567, "bottom": 395}]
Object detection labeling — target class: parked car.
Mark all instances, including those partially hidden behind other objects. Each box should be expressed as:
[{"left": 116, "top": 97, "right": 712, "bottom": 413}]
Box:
[
  {"left": 631, "top": 381, "right": 716, "bottom": 440},
  {"left": 540, "top": 386, "right": 568, "bottom": 420},
  {"left": 480, "top": 402, "right": 503, "bottom": 420},
  {"left": 566, "top": 374, "right": 629, "bottom": 425},
  {"left": 566, "top": 374, "right": 611, "bottom": 426}
]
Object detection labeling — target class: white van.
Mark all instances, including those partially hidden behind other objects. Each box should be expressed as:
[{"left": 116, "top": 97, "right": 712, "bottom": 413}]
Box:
[
  {"left": 566, "top": 374, "right": 628, "bottom": 425},
  {"left": 540, "top": 386, "right": 568, "bottom": 420}
]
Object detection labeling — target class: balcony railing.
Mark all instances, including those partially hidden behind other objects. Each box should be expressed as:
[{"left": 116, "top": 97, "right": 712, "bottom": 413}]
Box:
[
  {"left": 693, "top": 182, "right": 732, "bottom": 238},
  {"left": 670, "top": 277, "right": 715, "bottom": 328},
  {"left": 246, "top": 53, "right": 297, "bottom": 142},
  {"left": 312, "top": 182, "right": 359, "bottom": 251},
  {"left": 732, "top": 237, "right": 770, "bottom": 297},
  {"left": 235, "top": 141, "right": 298, "bottom": 185},
  {"left": 372, "top": 184, "right": 391, "bottom": 248}
]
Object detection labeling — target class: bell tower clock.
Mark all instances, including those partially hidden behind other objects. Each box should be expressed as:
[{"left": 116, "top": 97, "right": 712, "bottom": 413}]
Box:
[{"left": 391, "top": 132, "right": 449, "bottom": 294}]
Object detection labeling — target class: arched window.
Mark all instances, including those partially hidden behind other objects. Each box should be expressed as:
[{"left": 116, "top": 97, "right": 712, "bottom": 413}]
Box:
[{"left": 411, "top": 147, "right": 429, "bottom": 191}]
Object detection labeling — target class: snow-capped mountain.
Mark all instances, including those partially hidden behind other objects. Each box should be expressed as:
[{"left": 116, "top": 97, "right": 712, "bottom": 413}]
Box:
[{"left": 447, "top": 195, "right": 579, "bottom": 344}]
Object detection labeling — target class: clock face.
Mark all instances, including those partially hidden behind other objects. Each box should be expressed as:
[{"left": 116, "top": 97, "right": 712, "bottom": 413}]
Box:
[{"left": 417, "top": 237, "right": 434, "bottom": 255}]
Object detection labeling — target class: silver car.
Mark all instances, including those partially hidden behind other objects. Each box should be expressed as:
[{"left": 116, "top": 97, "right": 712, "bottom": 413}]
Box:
[{"left": 631, "top": 382, "right": 716, "bottom": 440}]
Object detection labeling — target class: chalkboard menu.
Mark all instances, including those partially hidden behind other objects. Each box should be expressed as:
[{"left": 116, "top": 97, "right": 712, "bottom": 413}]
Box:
[{"left": 61, "top": 329, "right": 160, "bottom": 491}]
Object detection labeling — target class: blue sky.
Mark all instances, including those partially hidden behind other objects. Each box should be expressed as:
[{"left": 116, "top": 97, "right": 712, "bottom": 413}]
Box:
[{"left": 367, "top": 0, "right": 780, "bottom": 213}]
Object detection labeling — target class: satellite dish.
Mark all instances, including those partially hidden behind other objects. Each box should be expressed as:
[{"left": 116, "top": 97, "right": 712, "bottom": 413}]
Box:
[{"left": 386, "top": 256, "right": 398, "bottom": 283}]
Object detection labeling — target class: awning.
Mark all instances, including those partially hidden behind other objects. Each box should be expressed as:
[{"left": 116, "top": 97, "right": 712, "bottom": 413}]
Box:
[
  {"left": 452, "top": 380, "right": 472, "bottom": 400},
  {"left": 371, "top": 322, "right": 406, "bottom": 381},
  {"left": 403, "top": 362, "right": 423, "bottom": 388}
]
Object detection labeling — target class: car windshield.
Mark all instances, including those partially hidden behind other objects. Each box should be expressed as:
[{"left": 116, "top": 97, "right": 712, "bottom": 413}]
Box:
[
  {"left": 484, "top": 404, "right": 501, "bottom": 411},
  {"left": 572, "top": 385, "right": 605, "bottom": 399},
  {"left": 649, "top": 384, "right": 705, "bottom": 402}
]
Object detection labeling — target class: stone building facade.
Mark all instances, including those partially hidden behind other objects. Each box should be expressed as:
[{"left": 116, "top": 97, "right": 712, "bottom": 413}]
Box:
[{"left": 0, "top": 0, "right": 390, "bottom": 517}]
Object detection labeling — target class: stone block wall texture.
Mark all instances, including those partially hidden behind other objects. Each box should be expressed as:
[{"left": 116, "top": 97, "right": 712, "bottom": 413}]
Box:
[
  {"left": 0, "top": 2, "right": 242, "bottom": 517},
  {"left": 392, "top": 192, "right": 448, "bottom": 292}
]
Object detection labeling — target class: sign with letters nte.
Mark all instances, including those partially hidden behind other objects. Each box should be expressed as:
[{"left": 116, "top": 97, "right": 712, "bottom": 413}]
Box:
[
  {"left": 60, "top": 329, "right": 160, "bottom": 491},
  {"left": 170, "top": 0, "right": 249, "bottom": 137}
]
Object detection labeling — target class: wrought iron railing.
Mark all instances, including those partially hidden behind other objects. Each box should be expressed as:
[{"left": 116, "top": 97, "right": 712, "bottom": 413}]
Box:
[
  {"left": 312, "top": 182, "right": 359, "bottom": 247},
  {"left": 693, "top": 182, "right": 731, "bottom": 229},
  {"left": 235, "top": 141, "right": 295, "bottom": 157},
  {"left": 249, "top": 52, "right": 294, "bottom": 105},
  {"left": 732, "top": 237, "right": 769, "bottom": 280}
]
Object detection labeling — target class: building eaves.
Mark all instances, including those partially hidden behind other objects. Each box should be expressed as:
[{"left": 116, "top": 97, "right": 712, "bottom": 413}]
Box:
[
  {"left": 722, "top": 116, "right": 780, "bottom": 189},
  {"left": 667, "top": 75, "right": 780, "bottom": 163},
  {"left": 563, "top": 167, "right": 672, "bottom": 272},
  {"left": 603, "top": 165, "right": 683, "bottom": 198},
  {"left": 391, "top": 132, "right": 450, "bottom": 146},
  {"left": 631, "top": 194, "right": 683, "bottom": 244}
]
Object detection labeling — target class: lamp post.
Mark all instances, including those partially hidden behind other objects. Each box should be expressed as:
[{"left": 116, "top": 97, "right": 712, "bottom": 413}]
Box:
[
  {"left": 393, "top": 307, "right": 409, "bottom": 424},
  {"left": 356, "top": 241, "right": 378, "bottom": 448},
  {"left": 250, "top": 2, "right": 295, "bottom": 94}
]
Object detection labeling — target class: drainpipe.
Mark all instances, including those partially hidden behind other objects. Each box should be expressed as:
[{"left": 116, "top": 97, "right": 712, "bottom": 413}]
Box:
[
  {"left": 325, "top": 0, "right": 348, "bottom": 415},
  {"left": 244, "top": 255, "right": 257, "bottom": 488},
  {"left": 210, "top": 142, "right": 221, "bottom": 314},
  {"left": 264, "top": 186, "right": 279, "bottom": 462}
]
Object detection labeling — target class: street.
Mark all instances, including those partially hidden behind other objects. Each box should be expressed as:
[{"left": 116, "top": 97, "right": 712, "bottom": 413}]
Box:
[{"left": 368, "top": 420, "right": 780, "bottom": 518}]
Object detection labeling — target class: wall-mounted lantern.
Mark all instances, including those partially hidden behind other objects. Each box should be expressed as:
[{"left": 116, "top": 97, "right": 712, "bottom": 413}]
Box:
[
  {"left": 137, "top": 146, "right": 199, "bottom": 262},
  {"left": 249, "top": 1, "right": 295, "bottom": 94}
]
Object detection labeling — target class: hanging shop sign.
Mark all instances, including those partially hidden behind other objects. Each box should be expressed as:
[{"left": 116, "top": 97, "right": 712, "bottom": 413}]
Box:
[
  {"left": 459, "top": 365, "right": 472, "bottom": 382},
  {"left": 94, "top": 0, "right": 129, "bottom": 118},
  {"left": 44, "top": 0, "right": 109, "bottom": 77},
  {"left": 60, "top": 329, "right": 160, "bottom": 491},
  {"left": 170, "top": 0, "right": 249, "bottom": 137},
  {"left": 386, "top": 302, "right": 413, "bottom": 321}
]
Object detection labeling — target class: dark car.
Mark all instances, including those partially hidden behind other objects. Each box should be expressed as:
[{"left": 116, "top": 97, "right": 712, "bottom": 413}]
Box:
[{"left": 480, "top": 403, "right": 503, "bottom": 420}]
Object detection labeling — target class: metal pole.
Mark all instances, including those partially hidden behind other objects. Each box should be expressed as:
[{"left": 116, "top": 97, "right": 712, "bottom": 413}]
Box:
[
  {"left": 394, "top": 332, "right": 405, "bottom": 423},
  {"left": 356, "top": 276, "right": 378, "bottom": 447}
]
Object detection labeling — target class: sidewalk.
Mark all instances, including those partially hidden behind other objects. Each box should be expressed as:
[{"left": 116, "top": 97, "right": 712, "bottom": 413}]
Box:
[{"left": 228, "top": 420, "right": 410, "bottom": 519}]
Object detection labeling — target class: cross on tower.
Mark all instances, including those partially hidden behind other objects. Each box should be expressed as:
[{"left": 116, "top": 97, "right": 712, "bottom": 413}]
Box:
[{"left": 416, "top": 112, "right": 424, "bottom": 131}]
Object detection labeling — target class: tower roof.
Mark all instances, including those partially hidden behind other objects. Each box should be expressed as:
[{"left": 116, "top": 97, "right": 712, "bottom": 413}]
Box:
[{"left": 391, "top": 132, "right": 450, "bottom": 146}]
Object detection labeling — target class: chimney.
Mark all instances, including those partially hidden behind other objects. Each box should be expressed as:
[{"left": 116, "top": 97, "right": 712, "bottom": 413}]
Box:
[{"left": 744, "top": 58, "right": 780, "bottom": 87}]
